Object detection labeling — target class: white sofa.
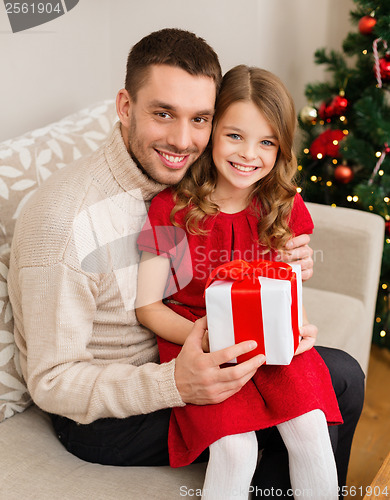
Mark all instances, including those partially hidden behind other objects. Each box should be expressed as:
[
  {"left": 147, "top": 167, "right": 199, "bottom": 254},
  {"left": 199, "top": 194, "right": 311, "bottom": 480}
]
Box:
[{"left": 0, "top": 101, "right": 385, "bottom": 499}]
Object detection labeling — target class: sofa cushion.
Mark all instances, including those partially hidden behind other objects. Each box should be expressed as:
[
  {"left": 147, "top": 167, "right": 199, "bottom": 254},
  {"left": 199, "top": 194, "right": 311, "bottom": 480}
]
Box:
[
  {"left": 0, "top": 100, "right": 116, "bottom": 248},
  {"left": 303, "top": 286, "right": 366, "bottom": 369},
  {"left": 0, "top": 405, "right": 206, "bottom": 499},
  {"left": 0, "top": 247, "right": 32, "bottom": 422}
]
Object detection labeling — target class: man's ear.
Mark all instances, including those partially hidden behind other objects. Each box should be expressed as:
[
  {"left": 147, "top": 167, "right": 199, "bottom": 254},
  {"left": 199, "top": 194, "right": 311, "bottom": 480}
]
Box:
[{"left": 116, "top": 89, "right": 132, "bottom": 129}]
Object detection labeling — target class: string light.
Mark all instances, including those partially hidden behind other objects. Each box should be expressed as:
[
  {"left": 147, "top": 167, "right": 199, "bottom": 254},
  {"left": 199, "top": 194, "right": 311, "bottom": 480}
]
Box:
[
  {"left": 332, "top": 159, "right": 338, "bottom": 164},
  {"left": 362, "top": 49, "right": 368, "bottom": 55},
  {"left": 382, "top": 284, "right": 388, "bottom": 290},
  {"left": 326, "top": 181, "right": 332, "bottom": 186},
  {"left": 384, "top": 197, "right": 389, "bottom": 203},
  {"left": 340, "top": 116, "right": 346, "bottom": 122},
  {"left": 333, "top": 140, "right": 339, "bottom": 146},
  {"left": 347, "top": 196, "right": 353, "bottom": 202},
  {"left": 311, "top": 175, "right": 318, "bottom": 182},
  {"left": 379, "top": 170, "right": 384, "bottom": 176},
  {"left": 353, "top": 196, "right": 359, "bottom": 202},
  {"left": 304, "top": 148, "right": 309, "bottom": 154},
  {"left": 297, "top": 165, "right": 303, "bottom": 171},
  {"left": 376, "top": 317, "right": 381, "bottom": 323},
  {"left": 296, "top": 187, "right": 302, "bottom": 193},
  {"left": 380, "top": 331, "right": 387, "bottom": 338},
  {"left": 317, "top": 153, "right": 323, "bottom": 159},
  {"left": 375, "top": 151, "right": 382, "bottom": 158}
]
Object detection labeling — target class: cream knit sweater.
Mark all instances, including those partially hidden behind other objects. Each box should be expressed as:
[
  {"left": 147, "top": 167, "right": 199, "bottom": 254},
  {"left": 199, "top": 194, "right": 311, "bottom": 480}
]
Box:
[{"left": 8, "top": 122, "right": 185, "bottom": 424}]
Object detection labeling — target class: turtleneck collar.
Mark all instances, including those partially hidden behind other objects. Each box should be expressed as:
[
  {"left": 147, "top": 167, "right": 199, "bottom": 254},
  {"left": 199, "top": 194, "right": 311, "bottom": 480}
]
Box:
[{"left": 104, "top": 121, "right": 167, "bottom": 201}]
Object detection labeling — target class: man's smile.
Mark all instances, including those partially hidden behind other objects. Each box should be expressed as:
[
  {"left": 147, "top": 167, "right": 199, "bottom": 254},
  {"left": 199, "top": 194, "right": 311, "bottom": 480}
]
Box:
[{"left": 156, "top": 149, "right": 190, "bottom": 169}]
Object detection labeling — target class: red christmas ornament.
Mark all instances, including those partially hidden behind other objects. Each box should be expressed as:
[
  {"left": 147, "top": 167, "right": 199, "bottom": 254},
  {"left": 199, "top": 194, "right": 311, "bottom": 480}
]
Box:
[
  {"left": 358, "top": 15, "right": 377, "bottom": 35},
  {"left": 319, "top": 95, "right": 349, "bottom": 121},
  {"left": 310, "top": 129, "right": 346, "bottom": 159},
  {"left": 318, "top": 101, "right": 333, "bottom": 121},
  {"left": 378, "top": 54, "right": 390, "bottom": 82},
  {"left": 331, "top": 95, "right": 349, "bottom": 115},
  {"left": 386, "top": 221, "right": 390, "bottom": 237},
  {"left": 334, "top": 164, "right": 354, "bottom": 184}
]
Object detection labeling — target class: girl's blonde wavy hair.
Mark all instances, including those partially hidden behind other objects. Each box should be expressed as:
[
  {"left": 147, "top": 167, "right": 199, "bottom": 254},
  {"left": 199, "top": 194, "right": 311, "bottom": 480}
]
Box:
[{"left": 171, "top": 65, "right": 299, "bottom": 251}]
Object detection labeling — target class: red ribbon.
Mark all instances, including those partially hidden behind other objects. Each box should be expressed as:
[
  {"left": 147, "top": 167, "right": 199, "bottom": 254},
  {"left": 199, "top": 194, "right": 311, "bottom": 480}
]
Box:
[{"left": 205, "top": 259, "right": 300, "bottom": 363}]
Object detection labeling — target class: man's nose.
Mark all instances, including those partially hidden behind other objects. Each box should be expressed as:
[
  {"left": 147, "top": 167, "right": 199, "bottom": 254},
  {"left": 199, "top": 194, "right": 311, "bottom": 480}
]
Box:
[{"left": 167, "top": 121, "right": 192, "bottom": 152}]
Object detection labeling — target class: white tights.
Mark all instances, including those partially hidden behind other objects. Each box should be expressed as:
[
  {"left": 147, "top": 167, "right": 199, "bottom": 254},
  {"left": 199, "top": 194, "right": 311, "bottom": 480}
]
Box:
[
  {"left": 202, "top": 430, "right": 258, "bottom": 500},
  {"left": 201, "top": 409, "right": 338, "bottom": 500},
  {"left": 277, "top": 409, "right": 338, "bottom": 499}
]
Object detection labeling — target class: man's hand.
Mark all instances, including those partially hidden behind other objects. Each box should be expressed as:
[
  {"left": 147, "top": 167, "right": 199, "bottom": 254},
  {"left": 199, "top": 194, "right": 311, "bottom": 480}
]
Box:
[
  {"left": 278, "top": 233, "right": 313, "bottom": 281},
  {"left": 175, "top": 316, "right": 266, "bottom": 405},
  {"left": 294, "top": 323, "right": 318, "bottom": 356}
]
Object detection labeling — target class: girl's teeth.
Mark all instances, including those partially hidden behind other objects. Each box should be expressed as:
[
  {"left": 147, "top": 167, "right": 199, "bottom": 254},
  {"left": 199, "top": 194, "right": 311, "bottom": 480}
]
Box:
[
  {"left": 231, "top": 162, "right": 257, "bottom": 172},
  {"left": 160, "top": 151, "right": 185, "bottom": 163}
]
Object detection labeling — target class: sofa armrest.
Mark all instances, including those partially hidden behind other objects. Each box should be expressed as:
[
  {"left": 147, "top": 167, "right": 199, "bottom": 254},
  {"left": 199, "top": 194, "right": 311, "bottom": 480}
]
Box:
[
  {"left": 304, "top": 202, "right": 385, "bottom": 374},
  {"left": 305, "top": 202, "right": 384, "bottom": 307}
]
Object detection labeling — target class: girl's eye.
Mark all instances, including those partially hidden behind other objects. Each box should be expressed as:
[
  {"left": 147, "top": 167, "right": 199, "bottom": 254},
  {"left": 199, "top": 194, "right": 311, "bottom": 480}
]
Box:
[
  {"left": 261, "top": 140, "right": 274, "bottom": 146},
  {"left": 228, "top": 133, "right": 241, "bottom": 140}
]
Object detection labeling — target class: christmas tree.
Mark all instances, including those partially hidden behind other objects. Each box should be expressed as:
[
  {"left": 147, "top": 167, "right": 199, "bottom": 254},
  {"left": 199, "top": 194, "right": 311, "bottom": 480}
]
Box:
[{"left": 297, "top": 0, "right": 390, "bottom": 348}]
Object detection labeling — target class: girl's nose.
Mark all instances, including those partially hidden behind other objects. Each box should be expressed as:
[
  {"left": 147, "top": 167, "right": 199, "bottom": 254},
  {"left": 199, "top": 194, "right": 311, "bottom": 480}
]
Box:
[{"left": 239, "top": 145, "right": 257, "bottom": 161}]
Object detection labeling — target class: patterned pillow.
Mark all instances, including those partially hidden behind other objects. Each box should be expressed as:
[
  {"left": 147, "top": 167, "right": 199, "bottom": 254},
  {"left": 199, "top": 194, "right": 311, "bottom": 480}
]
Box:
[
  {"left": 0, "top": 99, "right": 117, "bottom": 248},
  {"left": 0, "top": 247, "right": 32, "bottom": 422}
]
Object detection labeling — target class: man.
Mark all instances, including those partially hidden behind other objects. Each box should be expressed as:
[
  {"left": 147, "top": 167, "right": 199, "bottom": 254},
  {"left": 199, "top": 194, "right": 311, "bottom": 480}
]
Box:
[{"left": 8, "top": 28, "right": 364, "bottom": 494}]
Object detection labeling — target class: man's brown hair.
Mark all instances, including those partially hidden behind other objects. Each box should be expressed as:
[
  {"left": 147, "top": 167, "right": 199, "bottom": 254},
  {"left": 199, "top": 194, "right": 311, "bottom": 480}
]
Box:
[{"left": 125, "top": 28, "right": 222, "bottom": 100}]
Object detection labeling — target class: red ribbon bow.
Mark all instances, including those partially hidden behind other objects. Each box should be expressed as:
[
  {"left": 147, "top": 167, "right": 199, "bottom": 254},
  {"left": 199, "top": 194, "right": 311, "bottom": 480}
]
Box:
[{"left": 205, "top": 259, "right": 294, "bottom": 292}]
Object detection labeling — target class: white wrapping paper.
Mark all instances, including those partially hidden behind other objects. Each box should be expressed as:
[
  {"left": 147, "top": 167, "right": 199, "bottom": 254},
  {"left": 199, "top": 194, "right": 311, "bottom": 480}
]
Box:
[{"left": 205, "top": 264, "right": 302, "bottom": 365}]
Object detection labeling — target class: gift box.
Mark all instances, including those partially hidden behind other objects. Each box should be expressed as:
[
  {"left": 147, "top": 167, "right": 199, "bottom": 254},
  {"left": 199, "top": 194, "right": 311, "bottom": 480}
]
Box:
[{"left": 205, "top": 259, "right": 302, "bottom": 365}]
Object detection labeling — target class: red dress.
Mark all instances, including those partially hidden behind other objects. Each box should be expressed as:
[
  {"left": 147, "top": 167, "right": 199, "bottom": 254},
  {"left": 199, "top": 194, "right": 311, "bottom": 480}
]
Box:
[{"left": 137, "top": 188, "right": 343, "bottom": 467}]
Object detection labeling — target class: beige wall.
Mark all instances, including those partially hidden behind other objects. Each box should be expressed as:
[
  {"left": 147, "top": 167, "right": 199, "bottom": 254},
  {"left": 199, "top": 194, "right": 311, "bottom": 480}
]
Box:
[{"left": 0, "top": 0, "right": 353, "bottom": 142}]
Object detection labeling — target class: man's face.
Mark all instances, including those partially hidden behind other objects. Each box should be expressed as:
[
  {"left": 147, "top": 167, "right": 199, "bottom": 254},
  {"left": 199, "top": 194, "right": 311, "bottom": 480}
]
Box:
[{"left": 126, "top": 65, "right": 216, "bottom": 185}]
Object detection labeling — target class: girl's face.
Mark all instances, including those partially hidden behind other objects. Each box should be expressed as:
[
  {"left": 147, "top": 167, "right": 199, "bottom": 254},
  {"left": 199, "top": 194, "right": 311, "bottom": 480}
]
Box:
[{"left": 212, "top": 100, "right": 279, "bottom": 199}]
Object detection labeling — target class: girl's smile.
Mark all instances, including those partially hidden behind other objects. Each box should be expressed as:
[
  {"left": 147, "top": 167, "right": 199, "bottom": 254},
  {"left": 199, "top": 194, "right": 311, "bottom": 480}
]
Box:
[{"left": 228, "top": 161, "right": 260, "bottom": 174}]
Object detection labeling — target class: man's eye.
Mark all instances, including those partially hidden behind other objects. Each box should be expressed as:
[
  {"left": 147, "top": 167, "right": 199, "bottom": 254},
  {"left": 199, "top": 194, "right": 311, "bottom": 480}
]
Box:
[
  {"left": 193, "top": 117, "right": 207, "bottom": 124},
  {"left": 156, "top": 112, "right": 171, "bottom": 119},
  {"left": 228, "top": 133, "right": 241, "bottom": 140}
]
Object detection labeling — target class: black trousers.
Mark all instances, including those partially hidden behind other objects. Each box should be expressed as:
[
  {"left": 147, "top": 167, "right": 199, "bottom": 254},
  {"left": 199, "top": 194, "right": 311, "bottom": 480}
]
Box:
[{"left": 51, "top": 347, "right": 365, "bottom": 496}]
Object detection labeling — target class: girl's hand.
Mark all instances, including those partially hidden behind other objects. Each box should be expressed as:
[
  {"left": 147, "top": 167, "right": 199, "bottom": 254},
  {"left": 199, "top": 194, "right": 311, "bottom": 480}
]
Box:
[
  {"left": 202, "top": 329, "right": 210, "bottom": 353},
  {"left": 295, "top": 323, "right": 318, "bottom": 356}
]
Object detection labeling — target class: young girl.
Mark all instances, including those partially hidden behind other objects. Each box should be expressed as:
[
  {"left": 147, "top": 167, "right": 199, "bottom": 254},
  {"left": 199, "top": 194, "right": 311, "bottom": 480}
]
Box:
[{"left": 136, "top": 65, "right": 342, "bottom": 499}]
